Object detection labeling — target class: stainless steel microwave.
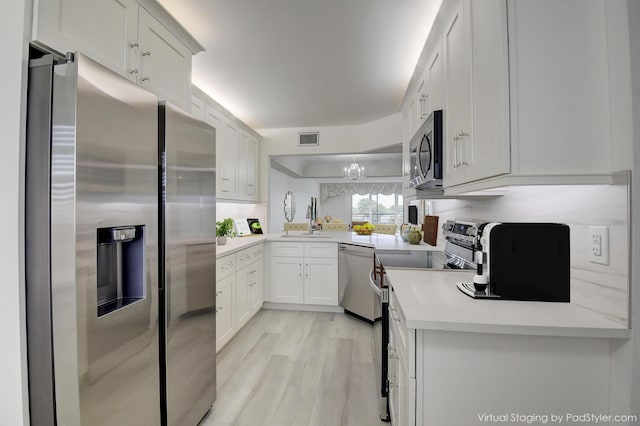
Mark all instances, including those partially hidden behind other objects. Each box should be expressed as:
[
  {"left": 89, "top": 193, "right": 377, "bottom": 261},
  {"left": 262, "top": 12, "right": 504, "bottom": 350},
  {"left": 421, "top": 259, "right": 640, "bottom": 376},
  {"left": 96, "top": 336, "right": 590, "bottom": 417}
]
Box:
[{"left": 409, "top": 110, "right": 443, "bottom": 189}]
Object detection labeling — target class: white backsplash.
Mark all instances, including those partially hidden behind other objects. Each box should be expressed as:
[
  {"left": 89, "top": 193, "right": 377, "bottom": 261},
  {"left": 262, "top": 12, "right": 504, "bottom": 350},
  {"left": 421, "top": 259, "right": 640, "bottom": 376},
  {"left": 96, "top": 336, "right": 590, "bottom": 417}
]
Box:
[
  {"left": 217, "top": 202, "right": 269, "bottom": 234},
  {"left": 428, "top": 183, "right": 630, "bottom": 326}
]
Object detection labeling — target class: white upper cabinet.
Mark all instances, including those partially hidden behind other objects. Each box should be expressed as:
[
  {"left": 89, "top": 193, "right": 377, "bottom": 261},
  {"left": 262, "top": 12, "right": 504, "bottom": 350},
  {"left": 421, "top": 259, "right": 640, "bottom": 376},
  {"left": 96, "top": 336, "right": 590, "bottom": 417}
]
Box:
[
  {"left": 403, "top": 0, "right": 631, "bottom": 193},
  {"left": 506, "top": 0, "right": 630, "bottom": 176},
  {"left": 32, "top": 0, "right": 140, "bottom": 76},
  {"left": 219, "top": 121, "right": 239, "bottom": 200},
  {"left": 32, "top": 0, "right": 203, "bottom": 111},
  {"left": 193, "top": 89, "right": 261, "bottom": 202},
  {"left": 137, "top": 8, "right": 192, "bottom": 109},
  {"left": 443, "top": 0, "right": 510, "bottom": 188},
  {"left": 191, "top": 95, "right": 205, "bottom": 120},
  {"left": 237, "top": 131, "right": 259, "bottom": 202}
]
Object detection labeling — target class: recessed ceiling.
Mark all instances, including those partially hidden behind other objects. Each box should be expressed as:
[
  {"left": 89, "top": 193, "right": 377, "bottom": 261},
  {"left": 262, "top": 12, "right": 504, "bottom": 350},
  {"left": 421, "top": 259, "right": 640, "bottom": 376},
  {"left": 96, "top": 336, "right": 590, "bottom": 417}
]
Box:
[
  {"left": 271, "top": 148, "right": 402, "bottom": 179},
  {"left": 158, "top": 0, "right": 441, "bottom": 129}
]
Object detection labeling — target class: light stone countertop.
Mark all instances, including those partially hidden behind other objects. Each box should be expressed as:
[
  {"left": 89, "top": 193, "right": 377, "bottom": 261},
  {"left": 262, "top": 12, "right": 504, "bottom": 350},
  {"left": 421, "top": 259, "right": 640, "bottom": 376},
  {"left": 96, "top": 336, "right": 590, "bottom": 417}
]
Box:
[
  {"left": 216, "top": 232, "right": 444, "bottom": 258},
  {"left": 386, "top": 269, "right": 631, "bottom": 339}
]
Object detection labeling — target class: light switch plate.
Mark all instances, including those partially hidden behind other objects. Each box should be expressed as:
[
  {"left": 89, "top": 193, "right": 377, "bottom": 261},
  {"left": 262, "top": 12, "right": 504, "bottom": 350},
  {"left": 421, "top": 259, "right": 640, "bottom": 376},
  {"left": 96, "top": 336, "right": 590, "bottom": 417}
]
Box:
[{"left": 588, "top": 226, "right": 609, "bottom": 265}]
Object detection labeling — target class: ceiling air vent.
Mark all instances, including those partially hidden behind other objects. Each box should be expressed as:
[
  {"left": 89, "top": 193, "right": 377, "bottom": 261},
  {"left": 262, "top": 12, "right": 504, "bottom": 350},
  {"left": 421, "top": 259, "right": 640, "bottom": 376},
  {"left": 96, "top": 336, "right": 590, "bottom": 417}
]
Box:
[{"left": 299, "top": 132, "right": 319, "bottom": 146}]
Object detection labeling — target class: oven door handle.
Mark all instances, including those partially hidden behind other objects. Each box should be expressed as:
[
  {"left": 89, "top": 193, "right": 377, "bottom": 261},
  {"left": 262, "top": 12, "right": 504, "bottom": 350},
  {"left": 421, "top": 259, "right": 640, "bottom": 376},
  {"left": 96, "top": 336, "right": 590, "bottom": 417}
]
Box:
[{"left": 368, "top": 269, "right": 383, "bottom": 298}]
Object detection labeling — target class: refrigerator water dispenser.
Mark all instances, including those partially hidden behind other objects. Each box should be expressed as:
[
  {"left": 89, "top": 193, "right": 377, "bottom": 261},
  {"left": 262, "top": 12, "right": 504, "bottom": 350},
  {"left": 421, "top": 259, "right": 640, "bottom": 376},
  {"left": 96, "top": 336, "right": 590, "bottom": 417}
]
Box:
[{"left": 97, "top": 225, "right": 146, "bottom": 316}]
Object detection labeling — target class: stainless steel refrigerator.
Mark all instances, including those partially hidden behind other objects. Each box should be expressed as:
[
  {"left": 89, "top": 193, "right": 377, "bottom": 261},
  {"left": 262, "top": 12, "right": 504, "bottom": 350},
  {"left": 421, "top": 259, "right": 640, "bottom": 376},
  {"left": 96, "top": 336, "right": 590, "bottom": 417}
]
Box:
[{"left": 25, "top": 52, "right": 216, "bottom": 426}]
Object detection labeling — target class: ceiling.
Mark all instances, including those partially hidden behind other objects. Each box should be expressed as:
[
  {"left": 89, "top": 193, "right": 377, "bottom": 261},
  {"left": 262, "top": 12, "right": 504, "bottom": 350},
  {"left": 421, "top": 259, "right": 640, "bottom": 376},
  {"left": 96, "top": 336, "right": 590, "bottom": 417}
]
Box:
[
  {"left": 157, "top": 0, "right": 441, "bottom": 129},
  {"left": 271, "top": 144, "right": 402, "bottom": 179}
]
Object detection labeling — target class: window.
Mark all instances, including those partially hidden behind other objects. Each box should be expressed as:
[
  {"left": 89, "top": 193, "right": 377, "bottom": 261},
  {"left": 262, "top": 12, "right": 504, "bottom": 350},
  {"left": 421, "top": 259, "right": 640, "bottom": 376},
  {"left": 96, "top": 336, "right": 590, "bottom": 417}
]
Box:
[{"left": 352, "top": 193, "right": 403, "bottom": 226}]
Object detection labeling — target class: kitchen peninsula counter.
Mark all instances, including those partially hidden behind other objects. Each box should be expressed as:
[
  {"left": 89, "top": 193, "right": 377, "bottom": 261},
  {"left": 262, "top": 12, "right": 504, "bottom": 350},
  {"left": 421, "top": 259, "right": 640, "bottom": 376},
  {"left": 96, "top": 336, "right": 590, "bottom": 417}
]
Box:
[
  {"left": 386, "top": 269, "right": 630, "bottom": 339},
  {"left": 266, "top": 231, "right": 445, "bottom": 251}
]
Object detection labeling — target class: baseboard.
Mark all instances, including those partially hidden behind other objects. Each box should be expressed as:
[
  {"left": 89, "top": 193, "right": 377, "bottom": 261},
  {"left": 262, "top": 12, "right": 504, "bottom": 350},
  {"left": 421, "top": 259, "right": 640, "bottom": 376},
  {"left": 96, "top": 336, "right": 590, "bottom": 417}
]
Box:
[{"left": 262, "top": 302, "right": 344, "bottom": 314}]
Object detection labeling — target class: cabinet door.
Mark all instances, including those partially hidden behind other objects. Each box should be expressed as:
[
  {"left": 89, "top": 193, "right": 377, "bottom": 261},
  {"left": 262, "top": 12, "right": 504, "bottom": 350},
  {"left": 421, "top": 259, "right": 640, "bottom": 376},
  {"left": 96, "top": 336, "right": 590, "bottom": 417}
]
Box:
[
  {"left": 216, "top": 275, "right": 235, "bottom": 352},
  {"left": 270, "top": 257, "right": 304, "bottom": 304},
  {"left": 246, "top": 136, "right": 259, "bottom": 201},
  {"left": 138, "top": 8, "right": 192, "bottom": 110},
  {"left": 218, "top": 121, "right": 238, "bottom": 199},
  {"left": 249, "top": 261, "right": 264, "bottom": 313},
  {"left": 443, "top": 0, "right": 472, "bottom": 186},
  {"left": 416, "top": 72, "right": 429, "bottom": 129},
  {"left": 236, "top": 131, "right": 250, "bottom": 200},
  {"left": 466, "top": 0, "right": 510, "bottom": 182},
  {"left": 33, "top": 0, "right": 139, "bottom": 79},
  {"left": 304, "top": 257, "right": 338, "bottom": 306},
  {"left": 191, "top": 95, "right": 205, "bottom": 120},
  {"left": 427, "top": 44, "right": 444, "bottom": 113},
  {"left": 388, "top": 321, "right": 400, "bottom": 425},
  {"left": 235, "top": 267, "right": 251, "bottom": 328},
  {"left": 398, "top": 356, "right": 416, "bottom": 426}
]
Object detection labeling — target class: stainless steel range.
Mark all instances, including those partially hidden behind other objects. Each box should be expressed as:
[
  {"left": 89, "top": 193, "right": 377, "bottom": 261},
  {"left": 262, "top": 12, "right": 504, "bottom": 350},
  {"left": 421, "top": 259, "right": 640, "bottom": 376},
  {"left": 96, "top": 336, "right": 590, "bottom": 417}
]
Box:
[{"left": 370, "top": 219, "right": 482, "bottom": 421}]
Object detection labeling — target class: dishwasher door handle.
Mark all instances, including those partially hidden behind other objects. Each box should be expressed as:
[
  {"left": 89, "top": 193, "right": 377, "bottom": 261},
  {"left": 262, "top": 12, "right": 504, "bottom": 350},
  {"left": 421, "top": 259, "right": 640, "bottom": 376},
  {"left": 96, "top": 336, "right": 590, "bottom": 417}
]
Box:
[{"left": 368, "top": 269, "right": 383, "bottom": 297}]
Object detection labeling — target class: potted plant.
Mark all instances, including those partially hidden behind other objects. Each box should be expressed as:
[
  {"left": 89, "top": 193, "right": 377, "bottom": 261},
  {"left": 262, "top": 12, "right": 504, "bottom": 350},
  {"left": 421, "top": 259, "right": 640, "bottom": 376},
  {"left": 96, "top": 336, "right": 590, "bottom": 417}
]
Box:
[{"left": 216, "top": 218, "right": 235, "bottom": 245}]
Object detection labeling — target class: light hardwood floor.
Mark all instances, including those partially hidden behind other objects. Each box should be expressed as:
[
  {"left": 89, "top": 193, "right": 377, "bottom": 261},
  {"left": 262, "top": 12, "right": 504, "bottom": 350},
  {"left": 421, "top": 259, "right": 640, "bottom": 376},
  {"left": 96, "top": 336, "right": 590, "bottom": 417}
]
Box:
[{"left": 201, "top": 309, "right": 389, "bottom": 426}]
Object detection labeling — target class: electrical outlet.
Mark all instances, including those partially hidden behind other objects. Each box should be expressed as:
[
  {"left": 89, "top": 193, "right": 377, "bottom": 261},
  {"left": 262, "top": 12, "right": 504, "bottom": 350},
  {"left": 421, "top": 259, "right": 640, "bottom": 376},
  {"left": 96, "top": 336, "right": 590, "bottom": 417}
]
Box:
[{"left": 588, "top": 226, "right": 609, "bottom": 265}]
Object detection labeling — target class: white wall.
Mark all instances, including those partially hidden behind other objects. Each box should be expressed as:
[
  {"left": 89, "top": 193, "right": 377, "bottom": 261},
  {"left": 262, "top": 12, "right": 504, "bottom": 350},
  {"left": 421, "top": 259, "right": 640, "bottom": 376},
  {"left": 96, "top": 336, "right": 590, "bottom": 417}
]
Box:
[
  {"left": 321, "top": 194, "right": 352, "bottom": 224},
  {"left": 1, "top": 0, "right": 31, "bottom": 424},
  {"left": 268, "top": 168, "right": 320, "bottom": 232}
]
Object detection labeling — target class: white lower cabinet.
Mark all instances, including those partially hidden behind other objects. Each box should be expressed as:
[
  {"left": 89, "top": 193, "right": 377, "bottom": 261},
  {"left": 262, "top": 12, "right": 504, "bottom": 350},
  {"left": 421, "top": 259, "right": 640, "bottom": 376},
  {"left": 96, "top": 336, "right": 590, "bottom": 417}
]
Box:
[
  {"left": 389, "top": 288, "right": 416, "bottom": 426},
  {"left": 270, "top": 256, "right": 304, "bottom": 303},
  {"left": 215, "top": 274, "right": 235, "bottom": 351},
  {"left": 235, "top": 267, "right": 251, "bottom": 328},
  {"left": 268, "top": 242, "right": 338, "bottom": 306},
  {"left": 215, "top": 243, "right": 264, "bottom": 352},
  {"left": 248, "top": 261, "right": 264, "bottom": 313}
]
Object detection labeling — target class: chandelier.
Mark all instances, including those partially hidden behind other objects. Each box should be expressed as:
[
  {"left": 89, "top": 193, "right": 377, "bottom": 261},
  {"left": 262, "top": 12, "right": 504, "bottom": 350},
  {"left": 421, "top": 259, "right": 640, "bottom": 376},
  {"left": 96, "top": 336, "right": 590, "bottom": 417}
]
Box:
[{"left": 344, "top": 157, "right": 365, "bottom": 180}]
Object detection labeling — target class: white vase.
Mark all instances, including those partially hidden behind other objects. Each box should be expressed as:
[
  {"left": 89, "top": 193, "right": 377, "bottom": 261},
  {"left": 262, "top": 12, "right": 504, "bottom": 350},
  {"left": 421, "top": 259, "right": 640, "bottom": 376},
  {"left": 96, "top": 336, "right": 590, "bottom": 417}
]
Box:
[{"left": 217, "top": 236, "right": 228, "bottom": 245}]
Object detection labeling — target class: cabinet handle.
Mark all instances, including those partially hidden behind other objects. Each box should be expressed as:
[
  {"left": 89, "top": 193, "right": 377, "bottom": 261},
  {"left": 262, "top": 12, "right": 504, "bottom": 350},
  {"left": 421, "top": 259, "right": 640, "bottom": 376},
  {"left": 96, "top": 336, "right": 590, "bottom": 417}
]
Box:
[
  {"left": 389, "top": 380, "right": 398, "bottom": 389},
  {"left": 299, "top": 263, "right": 302, "bottom": 277},
  {"left": 240, "top": 255, "right": 250, "bottom": 261},
  {"left": 141, "top": 50, "right": 152, "bottom": 56},
  {"left": 128, "top": 69, "right": 139, "bottom": 75},
  {"left": 215, "top": 306, "right": 223, "bottom": 312},
  {"left": 141, "top": 76, "right": 150, "bottom": 82},
  {"left": 216, "top": 290, "right": 223, "bottom": 295},
  {"left": 129, "top": 42, "right": 139, "bottom": 48},
  {"left": 390, "top": 307, "right": 401, "bottom": 321}
]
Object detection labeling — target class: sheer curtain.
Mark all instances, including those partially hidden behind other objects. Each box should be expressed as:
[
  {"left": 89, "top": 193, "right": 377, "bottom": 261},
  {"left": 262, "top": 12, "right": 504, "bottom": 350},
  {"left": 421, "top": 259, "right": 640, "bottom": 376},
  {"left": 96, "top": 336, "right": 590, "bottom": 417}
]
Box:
[{"left": 320, "top": 183, "right": 402, "bottom": 201}]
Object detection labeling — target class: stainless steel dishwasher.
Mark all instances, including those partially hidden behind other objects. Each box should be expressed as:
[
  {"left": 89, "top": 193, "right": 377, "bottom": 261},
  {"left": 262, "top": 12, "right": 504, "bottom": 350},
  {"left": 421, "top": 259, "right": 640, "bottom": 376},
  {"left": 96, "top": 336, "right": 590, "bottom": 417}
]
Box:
[{"left": 338, "top": 243, "right": 378, "bottom": 322}]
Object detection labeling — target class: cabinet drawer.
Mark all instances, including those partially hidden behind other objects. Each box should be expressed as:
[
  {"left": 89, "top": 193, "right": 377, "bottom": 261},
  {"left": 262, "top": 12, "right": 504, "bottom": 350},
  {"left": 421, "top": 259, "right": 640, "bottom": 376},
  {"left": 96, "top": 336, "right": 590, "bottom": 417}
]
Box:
[
  {"left": 216, "top": 254, "right": 236, "bottom": 281},
  {"left": 270, "top": 242, "right": 304, "bottom": 257},
  {"left": 236, "top": 247, "right": 254, "bottom": 269},
  {"left": 303, "top": 242, "right": 337, "bottom": 258},
  {"left": 250, "top": 243, "right": 264, "bottom": 259},
  {"left": 390, "top": 288, "right": 416, "bottom": 378}
]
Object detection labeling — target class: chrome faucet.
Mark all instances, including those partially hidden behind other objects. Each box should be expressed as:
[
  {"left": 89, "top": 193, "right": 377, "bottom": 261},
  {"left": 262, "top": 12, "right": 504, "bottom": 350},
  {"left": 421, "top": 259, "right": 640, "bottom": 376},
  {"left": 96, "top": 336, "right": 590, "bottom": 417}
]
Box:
[{"left": 306, "top": 205, "right": 314, "bottom": 234}]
